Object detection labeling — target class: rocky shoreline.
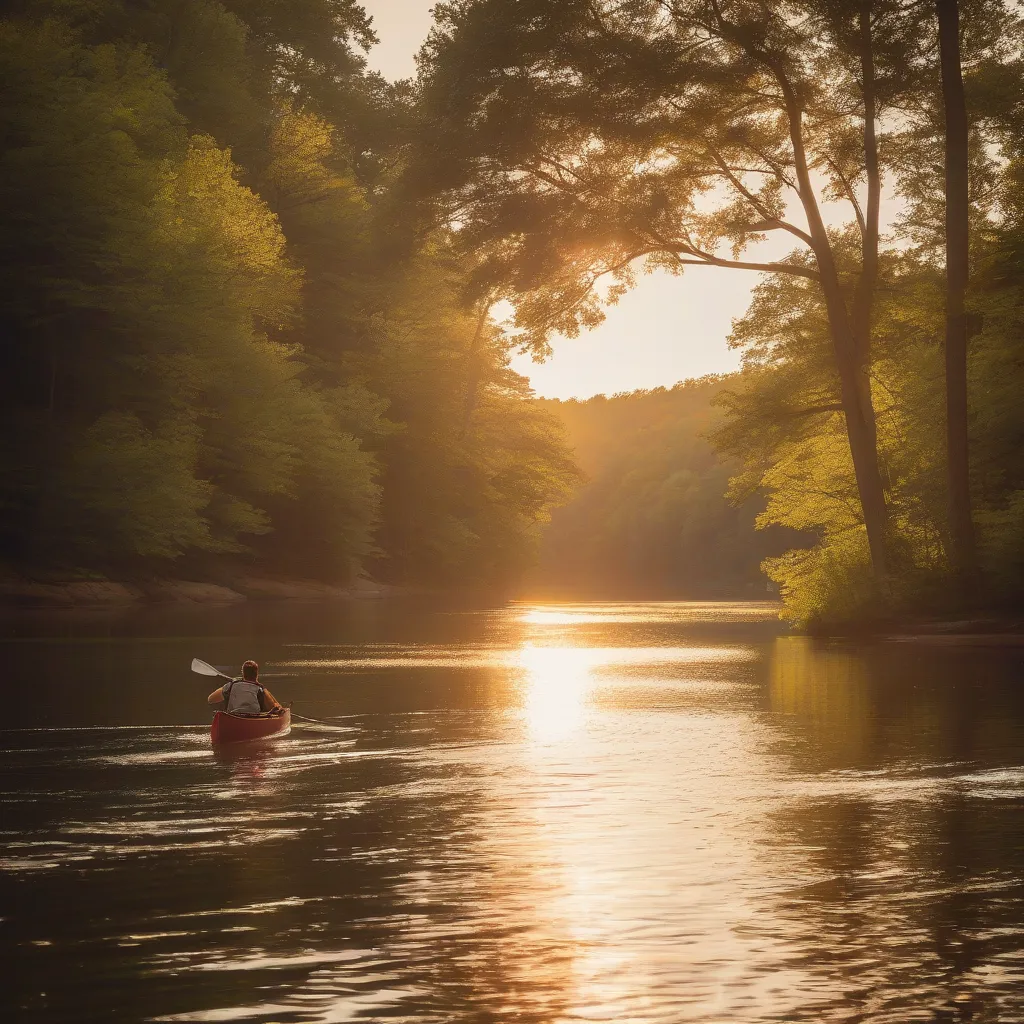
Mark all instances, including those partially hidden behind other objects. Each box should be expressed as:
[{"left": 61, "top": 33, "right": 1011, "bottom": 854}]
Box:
[{"left": 0, "top": 574, "right": 391, "bottom": 608}]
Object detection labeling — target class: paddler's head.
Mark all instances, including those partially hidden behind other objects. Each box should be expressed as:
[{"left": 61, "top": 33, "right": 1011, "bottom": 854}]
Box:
[{"left": 241, "top": 660, "right": 259, "bottom": 681}]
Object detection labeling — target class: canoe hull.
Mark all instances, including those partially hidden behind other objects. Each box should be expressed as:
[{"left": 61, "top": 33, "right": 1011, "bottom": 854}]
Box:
[{"left": 211, "top": 709, "right": 291, "bottom": 746}]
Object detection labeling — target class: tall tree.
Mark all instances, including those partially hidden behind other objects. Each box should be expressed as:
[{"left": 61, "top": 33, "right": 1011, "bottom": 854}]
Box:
[
  {"left": 935, "top": 0, "right": 978, "bottom": 590},
  {"left": 414, "top": 0, "right": 928, "bottom": 583}
]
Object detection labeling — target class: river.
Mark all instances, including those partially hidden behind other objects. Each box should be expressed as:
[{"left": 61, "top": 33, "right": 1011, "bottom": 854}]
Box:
[{"left": 2, "top": 599, "right": 1024, "bottom": 1022}]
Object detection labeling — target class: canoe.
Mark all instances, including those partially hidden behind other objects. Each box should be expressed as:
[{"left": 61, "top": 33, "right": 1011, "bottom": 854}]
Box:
[{"left": 211, "top": 708, "right": 291, "bottom": 746}]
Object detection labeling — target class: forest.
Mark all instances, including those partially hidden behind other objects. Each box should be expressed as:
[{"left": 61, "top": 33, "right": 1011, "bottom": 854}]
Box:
[
  {"left": 531, "top": 379, "right": 802, "bottom": 598},
  {"left": 0, "top": 0, "right": 579, "bottom": 591},
  {"left": 3, "top": 0, "right": 1024, "bottom": 625}
]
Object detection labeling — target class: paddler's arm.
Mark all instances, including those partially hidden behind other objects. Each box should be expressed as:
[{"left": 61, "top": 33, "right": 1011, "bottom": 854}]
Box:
[
  {"left": 207, "top": 685, "right": 226, "bottom": 705},
  {"left": 261, "top": 686, "right": 283, "bottom": 712}
]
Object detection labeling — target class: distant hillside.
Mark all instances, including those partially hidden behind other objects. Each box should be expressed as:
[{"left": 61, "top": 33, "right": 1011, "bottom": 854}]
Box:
[{"left": 528, "top": 376, "right": 804, "bottom": 598}]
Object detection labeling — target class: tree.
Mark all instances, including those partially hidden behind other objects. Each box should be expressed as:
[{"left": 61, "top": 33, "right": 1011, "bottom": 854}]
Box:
[
  {"left": 253, "top": 104, "right": 582, "bottom": 587},
  {"left": 935, "top": 0, "right": 978, "bottom": 590},
  {"left": 0, "top": 13, "right": 381, "bottom": 572},
  {"left": 355, "top": 248, "right": 581, "bottom": 588},
  {"left": 414, "top": 0, "right": 938, "bottom": 583},
  {"left": 713, "top": 244, "right": 953, "bottom": 625}
]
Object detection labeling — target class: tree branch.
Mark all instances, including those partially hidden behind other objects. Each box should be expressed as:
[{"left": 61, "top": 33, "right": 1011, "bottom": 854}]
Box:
[
  {"left": 707, "top": 147, "right": 813, "bottom": 245},
  {"left": 669, "top": 251, "right": 820, "bottom": 280},
  {"left": 525, "top": 250, "right": 651, "bottom": 332},
  {"left": 824, "top": 156, "right": 867, "bottom": 236}
]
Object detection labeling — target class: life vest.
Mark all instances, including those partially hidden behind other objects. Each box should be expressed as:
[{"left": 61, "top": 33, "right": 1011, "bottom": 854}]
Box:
[{"left": 222, "top": 678, "right": 267, "bottom": 715}]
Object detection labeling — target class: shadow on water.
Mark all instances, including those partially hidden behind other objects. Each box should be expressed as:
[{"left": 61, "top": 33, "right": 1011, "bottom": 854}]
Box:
[{"left": 2, "top": 601, "right": 1024, "bottom": 1022}]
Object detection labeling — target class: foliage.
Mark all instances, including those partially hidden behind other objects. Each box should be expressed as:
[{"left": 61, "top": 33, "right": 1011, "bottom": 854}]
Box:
[
  {"left": 8, "top": 0, "right": 1024, "bottom": 620},
  {"left": 410, "top": 0, "right": 978, "bottom": 582},
  {"left": 530, "top": 378, "right": 802, "bottom": 597},
  {"left": 363, "top": 251, "right": 581, "bottom": 587},
  {"left": 0, "top": 0, "right": 578, "bottom": 588},
  {"left": 716, "top": 220, "right": 1024, "bottom": 625},
  {"left": 415, "top": 0, "right": 869, "bottom": 345},
  {"left": 416, "top": 0, "right": 1024, "bottom": 621}
]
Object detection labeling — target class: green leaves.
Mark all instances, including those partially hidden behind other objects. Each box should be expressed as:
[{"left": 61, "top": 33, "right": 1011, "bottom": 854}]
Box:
[
  {"left": 0, "top": 1, "right": 581, "bottom": 588},
  {"left": 49, "top": 412, "right": 219, "bottom": 560},
  {"left": 0, "top": 10, "right": 378, "bottom": 572}
]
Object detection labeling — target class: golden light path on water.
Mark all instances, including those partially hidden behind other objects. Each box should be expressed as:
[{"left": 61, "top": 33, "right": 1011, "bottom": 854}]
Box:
[
  {"left": 517, "top": 602, "right": 781, "bottom": 626},
  {"left": 518, "top": 642, "right": 593, "bottom": 743},
  {"left": 471, "top": 604, "right": 797, "bottom": 1020},
  {"left": 515, "top": 640, "right": 753, "bottom": 743}
]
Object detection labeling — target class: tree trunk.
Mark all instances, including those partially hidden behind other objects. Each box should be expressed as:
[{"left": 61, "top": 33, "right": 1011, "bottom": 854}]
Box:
[
  {"left": 936, "top": 0, "right": 978, "bottom": 592},
  {"left": 818, "top": 274, "right": 892, "bottom": 582},
  {"left": 851, "top": 0, "right": 881, "bottom": 454},
  {"left": 778, "top": 73, "right": 891, "bottom": 582}
]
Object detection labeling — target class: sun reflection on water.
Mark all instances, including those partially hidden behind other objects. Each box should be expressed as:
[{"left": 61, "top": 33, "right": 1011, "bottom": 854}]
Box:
[
  {"left": 518, "top": 644, "right": 595, "bottom": 743},
  {"left": 516, "top": 601, "right": 781, "bottom": 625}
]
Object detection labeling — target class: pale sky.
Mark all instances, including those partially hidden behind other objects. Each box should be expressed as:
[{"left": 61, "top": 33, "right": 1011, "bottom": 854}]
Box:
[{"left": 358, "top": 0, "right": 777, "bottom": 399}]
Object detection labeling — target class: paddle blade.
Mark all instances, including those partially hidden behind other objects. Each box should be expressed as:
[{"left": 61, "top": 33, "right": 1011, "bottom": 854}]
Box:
[{"left": 191, "top": 657, "right": 226, "bottom": 678}]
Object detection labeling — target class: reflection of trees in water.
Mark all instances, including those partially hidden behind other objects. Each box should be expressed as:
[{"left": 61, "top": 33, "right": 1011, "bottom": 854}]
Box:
[
  {"left": 768, "top": 638, "right": 1024, "bottom": 768},
  {"left": 762, "top": 638, "right": 1024, "bottom": 1021},
  {"left": 769, "top": 637, "right": 877, "bottom": 763}
]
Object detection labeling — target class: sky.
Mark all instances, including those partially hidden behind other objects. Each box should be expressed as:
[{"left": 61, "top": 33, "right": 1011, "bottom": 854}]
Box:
[{"left": 358, "top": 0, "right": 769, "bottom": 399}]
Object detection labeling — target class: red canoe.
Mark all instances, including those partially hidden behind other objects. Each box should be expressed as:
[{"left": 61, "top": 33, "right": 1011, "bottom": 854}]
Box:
[{"left": 211, "top": 709, "right": 291, "bottom": 746}]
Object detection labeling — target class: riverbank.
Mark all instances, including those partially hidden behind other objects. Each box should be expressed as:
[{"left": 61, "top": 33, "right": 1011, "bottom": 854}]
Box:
[
  {"left": 0, "top": 572, "right": 393, "bottom": 608},
  {"left": 880, "top": 616, "right": 1024, "bottom": 646},
  {"left": 8, "top": 573, "right": 1023, "bottom": 648},
  {"left": 806, "top": 610, "right": 1024, "bottom": 646}
]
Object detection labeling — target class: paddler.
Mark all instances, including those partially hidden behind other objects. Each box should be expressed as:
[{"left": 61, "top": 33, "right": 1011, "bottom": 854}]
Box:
[{"left": 207, "top": 660, "right": 284, "bottom": 715}]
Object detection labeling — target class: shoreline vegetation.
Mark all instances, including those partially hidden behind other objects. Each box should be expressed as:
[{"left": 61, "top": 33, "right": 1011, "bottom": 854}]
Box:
[
  {"left": 0, "top": 2, "right": 582, "bottom": 606},
  {"left": 411, "top": 1, "right": 1024, "bottom": 630}
]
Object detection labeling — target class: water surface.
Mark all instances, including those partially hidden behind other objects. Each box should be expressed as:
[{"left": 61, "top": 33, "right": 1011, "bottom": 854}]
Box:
[{"left": 3, "top": 600, "right": 1024, "bottom": 1022}]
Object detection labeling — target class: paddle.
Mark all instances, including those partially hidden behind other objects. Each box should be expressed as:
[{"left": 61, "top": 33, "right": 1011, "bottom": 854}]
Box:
[
  {"left": 191, "top": 657, "right": 233, "bottom": 681},
  {"left": 191, "top": 657, "right": 329, "bottom": 726}
]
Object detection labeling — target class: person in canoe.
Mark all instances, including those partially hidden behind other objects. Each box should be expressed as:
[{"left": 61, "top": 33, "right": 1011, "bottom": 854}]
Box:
[{"left": 207, "top": 660, "right": 284, "bottom": 716}]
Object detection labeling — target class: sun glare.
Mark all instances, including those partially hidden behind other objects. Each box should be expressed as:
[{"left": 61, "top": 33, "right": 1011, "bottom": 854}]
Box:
[
  {"left": 518, "top": 644, "right": 595, "bottom": 743},
  {"left": 519, "top": 608, "right": 591, "bottom": 626}
]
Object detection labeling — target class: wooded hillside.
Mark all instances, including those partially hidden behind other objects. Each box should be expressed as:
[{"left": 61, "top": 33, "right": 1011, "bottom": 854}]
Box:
[
  {"left": 529, "top": 379, "right": 802, "bottom": 597},
  {"left": 414, "top": 0, "right": 1024, "bottom": 624}
]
